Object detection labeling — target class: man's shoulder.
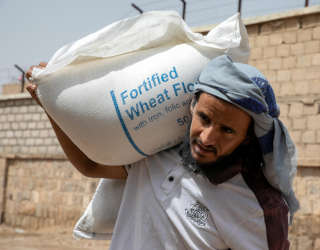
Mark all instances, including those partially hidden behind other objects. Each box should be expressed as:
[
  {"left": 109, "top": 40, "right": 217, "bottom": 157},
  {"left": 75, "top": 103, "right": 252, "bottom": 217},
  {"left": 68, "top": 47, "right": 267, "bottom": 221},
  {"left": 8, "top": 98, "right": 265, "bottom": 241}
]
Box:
[{"left": 241, "top": 166, "right": 288, "bottom": 212}]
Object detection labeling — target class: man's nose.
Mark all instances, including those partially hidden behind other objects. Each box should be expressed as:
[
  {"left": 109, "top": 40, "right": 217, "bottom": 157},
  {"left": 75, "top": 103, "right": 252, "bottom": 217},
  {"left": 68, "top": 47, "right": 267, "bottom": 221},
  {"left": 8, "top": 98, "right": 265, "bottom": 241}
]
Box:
[{"left": 200, "top": 126, "right": 220, "bottom": 146}]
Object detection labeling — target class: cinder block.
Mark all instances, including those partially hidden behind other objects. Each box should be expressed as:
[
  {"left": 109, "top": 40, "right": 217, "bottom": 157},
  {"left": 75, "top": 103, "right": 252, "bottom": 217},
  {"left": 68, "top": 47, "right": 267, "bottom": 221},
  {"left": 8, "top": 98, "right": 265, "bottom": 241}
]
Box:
[
  {"left": 44, "top": 138, "right": 52, "bottom": 145},
  {"left": 269, "top": 33, "right": 283, "bottom": 45},
  {"left": 317, "top": 130, "right": 320, "bottom": 143},
  {"left": 0, "top": 115, "right": 7, "bottom": 122},
  {"left": 291, "top": 68, "right": 306, "bottom": 81},
  {"left": 268, "top": 58, "right": 282, "bottom": 70},
  {"left": 26, "top": 138, "right": 35, "bottom": 146},
  {"left": 309, "top": 80, "right": 320, "bottom": 94},
  {"left": 305, "top": 144, "right": 320, "bottom": 158},
  {"left": 314, "top": 239, "right": 320, "bottom": 250},
  {"left": 291, "top": 43, "right": 304, "bottom": 56},
  {"left": 307, "top": 115, "right": 320, "bottom": 130},
  {"left": 263, "top": 47, "right": 276, "bottom": 58},
  {"left": 28, "top": 105, "right": 38, "bottom": 113},
  {"left": 7, "top": 114, "right": 15, "bottom": 122},
  {"left": 279, "top": 103, "right": 289, "bottom": 117},
  {"left": 302, "top": 14, "right": 320, "bottom": 28},
  {"left": 40, "top": 130, "right": 49, "bottom": 138},
  {"left": 277, "top": 70, "right": 291, "bottom": 82},
  {"left": 290, "top": 130, "right": 301, "bottom": 144},
  {"left": 19, "top": 106, "right": 27, "bottom": 113},
  {"left": 302, "top": 131, "right": 316, "bottom": 143},
  {"left": 248, "top": 37, "right": 256, "bottom": 49},
  {"left": 312, "top": 53, "right": 320, "bottom": 65},
  {"left": 253, "top": 60, "right": 268, "bottom": 70},
  {"left": 260, "top": 23, "right": 272, "bottom": 34},
  {"left": 19, "top": 122, "right": 27, "bottom": 130},
  {"left": 247, "top": 25, "right": 259, "bottom": 36},
  {"left": 35, "top": 138, "right": 43, "bottom": 145},
  {"left": 31, "top": 130, "right": 40, "bottom": 137},
  {"left": 23, "top": 113, "right": 32, "bottom": 121},
  {"left": 296, "top": 54, "right": 312, "bottom": 68},
  {"left": 280, "top": 82, "right": 295, "bottom": 96},
  {"left": 8, "top": 138, "right": 17, "bottom": 146},
  {"left": 293, "top": 118, "right": 306, "bottom": 130},
  {"left": 27, "top": 122, "right": 36, "bottom": 129},
  {"left": 305, "top": 67, "right": 320, "bottom": 80},
  {"left": 304, "top": 103, "right": 319, "bottom": 115},
  {"left": 15, "top": 114, "right": 23, "bottom": 121},
  {"left": 294, "top": 81, "right": 309, "bottom": 95},
  {"left": 305, "top": 40, "right": 320, "bottom": 54},
  {"left": 283, "top": 31, "right": 297, "bottom": 44},
  {"left": 250, "top": 47, "right": 263, "bottom": 60},
  {"left": 297, "top": 29, "right": 312, "bottom": 42},
  {"left": 256, "top": 35, "right": 269, "bottom": 47},
  {"left": 11, "top": 123, "right": 19, "bottom": 130},
  {"left": 285, "top": 18, "right": 300, "bottom": 31},
  {"left": 313, "top": 26, "right": 320, "bottom": 40},
  {"left": 32, "top": 113, "right": 41, "bottom": 121},
  {"left": 4, "top": 107, "right": 12, "bottom": 114},
  {"left": 277, "top": 44, "right": 290, "bottom": 57},
  {"left": 6, "top": 130, "right": 14, "bottom": 138}
]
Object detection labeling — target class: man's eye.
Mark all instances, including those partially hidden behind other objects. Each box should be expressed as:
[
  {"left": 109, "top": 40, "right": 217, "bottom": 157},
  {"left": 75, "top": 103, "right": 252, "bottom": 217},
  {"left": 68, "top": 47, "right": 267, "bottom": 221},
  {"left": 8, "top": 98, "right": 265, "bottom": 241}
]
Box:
[
  {"left": 198, "top": 112, "right": 210, "bottom": 124},
  {"left": 222, "top": 126, "right": 234, "bottom": 134}
]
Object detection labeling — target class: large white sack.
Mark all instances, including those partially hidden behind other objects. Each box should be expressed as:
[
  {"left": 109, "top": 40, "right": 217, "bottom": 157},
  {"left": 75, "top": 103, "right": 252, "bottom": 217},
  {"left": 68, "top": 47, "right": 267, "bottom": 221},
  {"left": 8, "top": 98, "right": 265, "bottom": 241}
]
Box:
[
  {"left": 33, "top": 11, "right": 249, "bottom": 165},
  {"left": 73, "top": 179, "right": 125, "bottom": 239}
]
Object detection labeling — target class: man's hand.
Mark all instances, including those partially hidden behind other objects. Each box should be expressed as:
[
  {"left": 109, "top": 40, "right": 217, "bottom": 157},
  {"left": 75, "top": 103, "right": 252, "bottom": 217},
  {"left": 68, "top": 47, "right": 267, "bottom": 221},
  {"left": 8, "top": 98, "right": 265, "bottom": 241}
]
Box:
[{"left": 26, "top": 62, "right": 47, "bottom": 108}]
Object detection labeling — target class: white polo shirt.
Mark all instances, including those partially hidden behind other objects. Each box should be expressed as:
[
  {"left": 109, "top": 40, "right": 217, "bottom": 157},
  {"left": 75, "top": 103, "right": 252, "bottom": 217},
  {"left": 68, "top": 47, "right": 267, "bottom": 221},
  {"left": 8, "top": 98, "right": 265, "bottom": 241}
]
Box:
[{"left": 109, "top": 147, "right": 289, "bottom": 250}]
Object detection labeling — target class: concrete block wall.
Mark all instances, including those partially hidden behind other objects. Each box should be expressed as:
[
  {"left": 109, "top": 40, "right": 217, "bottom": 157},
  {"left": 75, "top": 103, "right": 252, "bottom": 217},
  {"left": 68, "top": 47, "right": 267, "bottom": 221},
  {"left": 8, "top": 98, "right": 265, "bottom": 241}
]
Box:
[
  {"left": 247, "top": 11, "right": 320, "bottom": 164},
  {"left": 0, "top": 94, "right": 63, "bottom": 157},
  {"left": 2, "top": 157, "right": 99, "bottom": 229},
  {"left": 244, "top": 9, "right": 320, "bottom": 250}
]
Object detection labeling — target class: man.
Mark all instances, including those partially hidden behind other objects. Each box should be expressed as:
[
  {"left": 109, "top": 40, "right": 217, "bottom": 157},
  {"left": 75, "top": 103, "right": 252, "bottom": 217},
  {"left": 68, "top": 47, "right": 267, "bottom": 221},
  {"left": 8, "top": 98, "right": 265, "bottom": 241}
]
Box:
[{"left": 27, "top": 55, "right": 299, "bottom": 249}]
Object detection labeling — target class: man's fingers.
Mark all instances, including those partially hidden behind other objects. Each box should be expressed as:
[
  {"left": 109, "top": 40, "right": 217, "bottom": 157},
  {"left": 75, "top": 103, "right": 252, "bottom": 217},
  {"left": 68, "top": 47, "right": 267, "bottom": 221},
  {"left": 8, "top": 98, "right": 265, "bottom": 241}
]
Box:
[
  {"left": 26, "top": 62, "right": 47, "bottom": 81},
  {"left": 39, "top": 62, "right": 47, "bottom": 67},
  {"left": 26, "top": 65, "right": 36, "bottom": 80}
]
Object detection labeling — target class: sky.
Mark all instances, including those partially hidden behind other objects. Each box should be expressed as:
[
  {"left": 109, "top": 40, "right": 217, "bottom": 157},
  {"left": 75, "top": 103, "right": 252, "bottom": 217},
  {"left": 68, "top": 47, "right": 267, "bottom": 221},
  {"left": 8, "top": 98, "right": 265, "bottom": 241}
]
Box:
[{"left": 1, "top": 0, "right": 320, "bottom": 87}]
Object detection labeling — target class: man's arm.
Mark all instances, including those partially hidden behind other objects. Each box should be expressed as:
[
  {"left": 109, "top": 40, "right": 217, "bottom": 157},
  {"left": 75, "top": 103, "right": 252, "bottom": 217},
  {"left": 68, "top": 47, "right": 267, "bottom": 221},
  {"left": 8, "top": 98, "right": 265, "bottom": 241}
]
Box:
[{"left": 26, "top": 64, "right": 127, "bottom": 179}]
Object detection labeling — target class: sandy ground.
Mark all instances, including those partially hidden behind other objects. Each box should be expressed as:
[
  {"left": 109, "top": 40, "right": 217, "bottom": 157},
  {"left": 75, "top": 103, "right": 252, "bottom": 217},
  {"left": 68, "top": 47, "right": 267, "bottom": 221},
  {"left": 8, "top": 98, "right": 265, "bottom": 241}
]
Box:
[{"left": 0, "top": 225, "right": 111, "bottom": 250}]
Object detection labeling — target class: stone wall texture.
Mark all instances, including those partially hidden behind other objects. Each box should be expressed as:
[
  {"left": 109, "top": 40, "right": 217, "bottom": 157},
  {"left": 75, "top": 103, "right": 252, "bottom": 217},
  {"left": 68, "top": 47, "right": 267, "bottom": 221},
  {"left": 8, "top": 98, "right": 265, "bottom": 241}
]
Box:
[{"left": 1, "top": 7, "right": 320, "bottom": 250}]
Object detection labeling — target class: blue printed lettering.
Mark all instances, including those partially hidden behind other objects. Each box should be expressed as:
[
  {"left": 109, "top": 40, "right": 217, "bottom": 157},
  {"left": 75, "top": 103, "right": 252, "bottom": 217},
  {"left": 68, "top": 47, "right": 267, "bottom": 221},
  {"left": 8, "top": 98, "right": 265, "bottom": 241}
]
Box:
[
  {"left": 130, "top": 89, "right": 138, "bottom": 99},
  {"left": 125, "top": 104, "right": 140, "bottom": 120},
  {"left": 121, "top": 90, "right": 128, "bottom": 105},
  {"left": 161, "top": 73, "right": 169, "bottom": 82},
  {"left": 169, "top": 66, "right": 178, "bottom": 79}
]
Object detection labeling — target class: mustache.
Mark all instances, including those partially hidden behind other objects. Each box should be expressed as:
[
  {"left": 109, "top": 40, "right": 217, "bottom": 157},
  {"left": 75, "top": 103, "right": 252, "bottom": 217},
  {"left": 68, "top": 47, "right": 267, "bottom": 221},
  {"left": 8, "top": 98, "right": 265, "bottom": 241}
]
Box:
[{"left": 192, "top": 138, "right": 217, "bottom": 154}]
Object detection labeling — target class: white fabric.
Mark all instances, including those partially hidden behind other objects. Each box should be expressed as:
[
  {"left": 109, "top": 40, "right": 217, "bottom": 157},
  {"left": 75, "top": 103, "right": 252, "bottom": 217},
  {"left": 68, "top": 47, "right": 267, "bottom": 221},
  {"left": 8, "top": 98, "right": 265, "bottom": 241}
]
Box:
[
  {"left": 109, "top": 148, "right": 269, "bottom": 250},
  {"left": 31, "top": 11, "right": 249, "bottom": 165},
  {"left": 73, "top": 179, "right": 125, "bottom": 239}
]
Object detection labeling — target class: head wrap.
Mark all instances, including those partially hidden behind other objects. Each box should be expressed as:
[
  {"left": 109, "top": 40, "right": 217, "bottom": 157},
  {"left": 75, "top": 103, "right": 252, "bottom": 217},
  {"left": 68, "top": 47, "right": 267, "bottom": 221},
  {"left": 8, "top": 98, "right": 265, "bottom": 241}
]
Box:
[{"left": 195, "top": 55, "right": 299, "bottom": 222}]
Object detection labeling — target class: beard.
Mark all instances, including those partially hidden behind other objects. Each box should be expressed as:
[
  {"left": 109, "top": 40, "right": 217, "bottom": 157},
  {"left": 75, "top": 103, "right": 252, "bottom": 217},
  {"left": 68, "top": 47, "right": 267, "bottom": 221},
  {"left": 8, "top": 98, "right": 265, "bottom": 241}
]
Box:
[{"left": 178, "top": 123, "right": 263, "bottom": 184}]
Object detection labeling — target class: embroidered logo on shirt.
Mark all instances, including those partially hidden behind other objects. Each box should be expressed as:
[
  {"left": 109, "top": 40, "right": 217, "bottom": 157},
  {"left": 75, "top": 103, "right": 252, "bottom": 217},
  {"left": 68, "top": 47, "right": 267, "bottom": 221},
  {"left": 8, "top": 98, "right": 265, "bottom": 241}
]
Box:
[{"left": 185, "top": 202, "right": 209, "bottom": 227}]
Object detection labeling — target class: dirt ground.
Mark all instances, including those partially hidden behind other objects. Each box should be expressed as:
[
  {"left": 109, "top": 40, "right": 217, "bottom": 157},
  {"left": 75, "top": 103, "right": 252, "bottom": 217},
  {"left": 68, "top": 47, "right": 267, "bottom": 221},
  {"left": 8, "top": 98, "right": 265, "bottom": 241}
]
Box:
[{"left": 0, "top": 225, "right": 111, "bottom": 250}]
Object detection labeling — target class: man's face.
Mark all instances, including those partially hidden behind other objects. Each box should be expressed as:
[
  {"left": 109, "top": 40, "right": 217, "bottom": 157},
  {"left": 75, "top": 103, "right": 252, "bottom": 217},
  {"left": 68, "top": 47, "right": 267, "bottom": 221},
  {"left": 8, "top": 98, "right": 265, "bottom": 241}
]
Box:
[{"left": 189, "top": 93, "right": 251, "bottom": 164}]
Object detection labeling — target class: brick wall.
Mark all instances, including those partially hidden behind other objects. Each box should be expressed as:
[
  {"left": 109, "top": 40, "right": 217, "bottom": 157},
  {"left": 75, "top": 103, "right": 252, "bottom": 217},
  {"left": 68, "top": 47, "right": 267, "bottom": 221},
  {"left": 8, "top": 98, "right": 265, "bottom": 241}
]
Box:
[
  {"left": 246, "top": 10, "right": 320, "bottom": 164},
  {"left": 0, "top": 157, "right": 99, "bottom": 229},
  {"left": 1, "top": 6, "right": 320, "bottom": 250},
  {"left": 0, "top": 94, "right": 63, "bottom": 156},
  {"left": 243, "top": 9, "right": 320, "bottom": 249}
]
